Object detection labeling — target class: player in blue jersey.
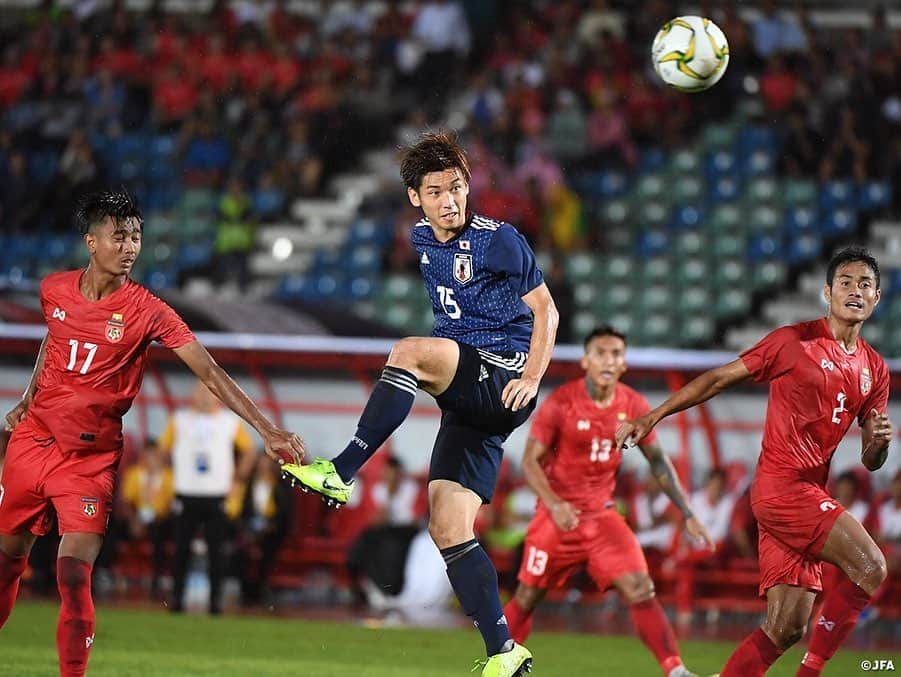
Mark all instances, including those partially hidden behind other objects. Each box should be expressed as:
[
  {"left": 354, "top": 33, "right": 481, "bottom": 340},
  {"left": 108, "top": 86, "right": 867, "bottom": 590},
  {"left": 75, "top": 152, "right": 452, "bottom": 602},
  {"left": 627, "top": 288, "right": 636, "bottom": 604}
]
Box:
[{"left": 282, "top": 132, "right": 558, "bottom": 676}]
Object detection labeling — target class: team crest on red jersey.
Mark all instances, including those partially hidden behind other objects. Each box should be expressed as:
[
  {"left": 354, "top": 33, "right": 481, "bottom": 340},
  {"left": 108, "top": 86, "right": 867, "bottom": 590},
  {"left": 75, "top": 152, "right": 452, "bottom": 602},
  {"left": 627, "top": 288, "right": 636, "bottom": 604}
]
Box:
[
  {"left": 861, "top": 368, "right": 872, "bottom": 395},
  {"left": 106, "top": 313, "right": 125, "bottom": 343},
  {"left": 81, "top": 497, "right": 98, "bottom": 517},
  {"left": 453, "top": 253, "right": 473, "bottom": 284}
]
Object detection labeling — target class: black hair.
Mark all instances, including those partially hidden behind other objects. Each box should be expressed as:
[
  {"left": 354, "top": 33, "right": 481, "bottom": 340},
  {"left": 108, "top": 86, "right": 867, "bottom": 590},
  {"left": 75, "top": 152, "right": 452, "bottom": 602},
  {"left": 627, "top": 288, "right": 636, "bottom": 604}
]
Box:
[
  {"left": 75, "top": 190, "right": 143, "bottom": 235},
  {"left": 826, "top": 246, "right": 880, "bottom": 289},
  {"left": 583, "top": 325, "right": 627, "bottom": 349},
  {"left": 835, "top": 471, "right": 860, "bottom": 490},
  {"left": 707, "top": 467, "right": 727, "bottom": 483},
  {"left": 399, "top": 131, "right": 471, "bottom": 192}
]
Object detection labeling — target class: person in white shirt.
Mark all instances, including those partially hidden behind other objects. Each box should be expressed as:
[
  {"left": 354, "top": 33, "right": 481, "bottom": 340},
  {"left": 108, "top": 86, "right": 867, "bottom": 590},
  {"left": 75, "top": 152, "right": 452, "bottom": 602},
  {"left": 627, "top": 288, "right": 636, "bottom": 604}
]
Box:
[
  {"left": 688, "top": 468, "right": 736, "bottom": 551},
  {"left": 161, "top": 380, "right": 257, "bottom": 614}
]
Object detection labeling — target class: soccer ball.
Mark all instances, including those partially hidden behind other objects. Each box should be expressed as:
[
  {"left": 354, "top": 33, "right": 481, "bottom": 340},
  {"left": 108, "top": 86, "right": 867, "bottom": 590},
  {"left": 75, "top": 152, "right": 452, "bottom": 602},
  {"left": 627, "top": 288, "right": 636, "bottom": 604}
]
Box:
[{"left": 652, "top": 16, "right": 729, "bottom": 92}]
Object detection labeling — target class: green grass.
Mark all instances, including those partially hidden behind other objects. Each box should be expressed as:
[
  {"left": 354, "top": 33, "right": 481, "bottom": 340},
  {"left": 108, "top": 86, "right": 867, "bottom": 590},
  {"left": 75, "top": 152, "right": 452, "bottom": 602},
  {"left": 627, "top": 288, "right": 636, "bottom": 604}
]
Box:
[{"left": 0, "top": 601, "right": 893, "bottom": 676}]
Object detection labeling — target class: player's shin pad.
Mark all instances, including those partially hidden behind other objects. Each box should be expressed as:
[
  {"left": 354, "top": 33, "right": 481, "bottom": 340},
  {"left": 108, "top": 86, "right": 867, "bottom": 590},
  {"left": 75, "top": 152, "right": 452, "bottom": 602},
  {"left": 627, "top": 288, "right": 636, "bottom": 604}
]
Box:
[{"left": 280, "top": 458, "right": 354, "bottom": 508}]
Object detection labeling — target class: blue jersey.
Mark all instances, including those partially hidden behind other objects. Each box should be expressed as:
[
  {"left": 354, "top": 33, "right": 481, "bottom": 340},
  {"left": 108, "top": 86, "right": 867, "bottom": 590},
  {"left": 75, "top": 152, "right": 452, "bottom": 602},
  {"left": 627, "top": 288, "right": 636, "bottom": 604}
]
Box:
[{"left": 411, "top": 213, "right": 543, "bottom": 353}]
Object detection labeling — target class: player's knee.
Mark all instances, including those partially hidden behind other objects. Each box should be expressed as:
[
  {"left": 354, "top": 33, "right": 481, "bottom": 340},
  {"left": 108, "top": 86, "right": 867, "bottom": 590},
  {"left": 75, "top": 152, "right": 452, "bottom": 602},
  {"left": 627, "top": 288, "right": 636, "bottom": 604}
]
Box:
[
  {"left": 427, "top": 519, "right": 464, "bottom": 550},
  {"left": 622, "top": 576, "right": 655, "bottom": 604},
  {"left": 386, "top": 338, "right": 421, "bottom": 371},
  {"left": 57, "top": 560, "right": 90, "bottom": 592},
  {"left": 766, "top": 620, "right": 806, "bottom": 649},
  {"left": 862, "top": 549, "right": 888, "bottom": 591}
]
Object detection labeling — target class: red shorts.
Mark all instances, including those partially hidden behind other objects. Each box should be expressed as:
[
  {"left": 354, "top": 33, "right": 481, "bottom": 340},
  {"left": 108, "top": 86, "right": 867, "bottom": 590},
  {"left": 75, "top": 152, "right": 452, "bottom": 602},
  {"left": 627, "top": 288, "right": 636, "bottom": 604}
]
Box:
[
  {"left": 0, "top": 417, "right": 120, "bottom": 536},
  {"left": 517, "top": 506, "right": 647, "bottom": 591},
  {"left": 753, "top": 483, "right": 845, "bottom": 596}
]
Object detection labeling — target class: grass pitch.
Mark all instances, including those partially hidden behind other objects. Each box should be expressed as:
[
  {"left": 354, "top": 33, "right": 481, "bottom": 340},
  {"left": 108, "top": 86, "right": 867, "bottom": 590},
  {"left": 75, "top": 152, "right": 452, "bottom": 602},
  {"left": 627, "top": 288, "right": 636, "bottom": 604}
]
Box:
[{"left": 0, "top": 601, "right": 893, "bottom": 676}]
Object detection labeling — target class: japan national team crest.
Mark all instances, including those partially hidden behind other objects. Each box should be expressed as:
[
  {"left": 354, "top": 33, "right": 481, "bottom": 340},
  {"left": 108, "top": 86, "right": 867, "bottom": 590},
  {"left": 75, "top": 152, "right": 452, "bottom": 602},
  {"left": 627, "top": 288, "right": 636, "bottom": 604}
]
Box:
[
  {"left": 106, "top": 312, "right": 125, "bottom": 343},
  {"left": 81, "top": 497, "right": 98, "bottom": 517},
  {"left": 453, "top": 253, "right": 473, "bottom": 284},
  {"left": 861, "top": 368, "right": 872, "bottom": 395}
]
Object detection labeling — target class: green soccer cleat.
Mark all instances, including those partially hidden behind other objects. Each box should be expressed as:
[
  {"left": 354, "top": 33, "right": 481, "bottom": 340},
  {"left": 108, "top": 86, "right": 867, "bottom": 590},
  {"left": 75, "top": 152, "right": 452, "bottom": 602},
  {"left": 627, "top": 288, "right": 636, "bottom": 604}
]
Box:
[
  {"left": 280, "top": 458, "right": 354, "bottom": 507},
  {"left": 475, "top": 643, "right": 532, "bottom": 677}
]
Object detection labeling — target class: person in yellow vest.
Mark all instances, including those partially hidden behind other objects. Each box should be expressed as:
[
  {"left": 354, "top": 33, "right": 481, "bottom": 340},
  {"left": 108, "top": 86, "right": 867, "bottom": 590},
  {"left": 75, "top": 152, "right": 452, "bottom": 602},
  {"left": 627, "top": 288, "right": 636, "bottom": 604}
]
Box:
[
  {"left": 119, "top": 438, "right": 175, "bottom": 597},
  {"left": 160, "top": 380, "right": 257, "bottom": 614}
]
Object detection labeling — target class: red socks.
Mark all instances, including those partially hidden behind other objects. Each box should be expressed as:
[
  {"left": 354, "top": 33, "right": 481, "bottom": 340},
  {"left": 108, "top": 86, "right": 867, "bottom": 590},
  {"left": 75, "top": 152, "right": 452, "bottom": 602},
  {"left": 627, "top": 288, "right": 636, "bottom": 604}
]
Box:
[
  {"left": 502, "top": 598, "right": 534, "bottom": 645},
  {"left": 796, "top": 578, "right": 872, "bottom": 676},
  {"left": 56, "top": 557, "right": 95, "bottom": 677},
  {"left": 630, "top": 599, "right": 683, "bottom": 675},
  {"left": 721, "top": 628, "right": 784, "bottom": 676},
  {"left": 0, "top": 549, "right": 28, "bottom": 628}
]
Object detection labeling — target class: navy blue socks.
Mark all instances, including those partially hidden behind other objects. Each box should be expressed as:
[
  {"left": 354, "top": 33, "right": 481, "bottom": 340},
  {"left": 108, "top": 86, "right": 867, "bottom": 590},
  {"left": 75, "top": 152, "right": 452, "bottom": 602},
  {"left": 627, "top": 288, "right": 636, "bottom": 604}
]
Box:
[
  {"left": 441, "top": 539, "right": 512, "bottom": 656},
  {"left": 332, "top": 366, "right": 418, "bottom": 483}
]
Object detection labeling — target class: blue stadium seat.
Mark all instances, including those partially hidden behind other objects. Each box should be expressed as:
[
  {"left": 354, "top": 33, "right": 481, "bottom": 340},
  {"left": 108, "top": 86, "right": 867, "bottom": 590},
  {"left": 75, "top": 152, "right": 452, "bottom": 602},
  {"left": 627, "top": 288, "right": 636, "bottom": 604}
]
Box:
[
  {"left": 670, "top": 205, "right": 703, "bottom": 230},
  {"left": 787, "top": 234, "right": 822, "bottom": 264},
  {"left": 176, "top": 242, "right": 213, "bottom": 270},
  {"left": 784, "top": 206, "right": 818, "bottom": 236},
  {"left": 818, "top": 180, "right": 855, "bottom": 211},
  {"left": 857, "top": 181, "right": 892, "bottom": 211},
  {"left": 705, "top": 150, "right": 737, "bottom": 179},
  {"left": 743, "top": 149, "right": 776, "bottom": 177},
  {"left": 347, "top": 245, "right": 381, "bottom": 273},
  {"left": 820, "top": 208, "right": 857, "bottom": 238},
  {"left": 634, "top": 229, "right": 669, "bottom": 257},
  {"left": 348, "top": 275, "right": 376, "bottom": 300},
  {"left": 709, "top": 177, "right": 740, "bottom": 203},
  {"left": 638, "top": 147, "right": 666, "bottom": 173},
  {"left": 737, "top": 126, "right": 778, "bottom": 155},
  {"left": 143, "top": 267, "right": 178, "bottom": 290},
  {"left": 747, "top": 234, "right": 780, "bottom": 262}
]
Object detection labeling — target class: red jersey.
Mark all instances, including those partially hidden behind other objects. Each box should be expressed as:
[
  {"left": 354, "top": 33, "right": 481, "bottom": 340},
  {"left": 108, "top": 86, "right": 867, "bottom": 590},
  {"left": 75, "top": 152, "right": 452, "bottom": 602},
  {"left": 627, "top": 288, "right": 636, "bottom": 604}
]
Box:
[
  {"left": 28, "top": 270, "right": 195, "bottom": 453},
  {"left": 741, "top": 318, "right": 889, "bottom": 499},
  {"left": 529, "top": 379, "right": 658, "bottom": 516}
]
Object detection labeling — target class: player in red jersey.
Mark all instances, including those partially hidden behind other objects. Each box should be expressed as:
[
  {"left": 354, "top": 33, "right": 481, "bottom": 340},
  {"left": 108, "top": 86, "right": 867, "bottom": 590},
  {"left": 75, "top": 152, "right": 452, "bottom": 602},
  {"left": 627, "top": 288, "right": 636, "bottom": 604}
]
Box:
[
  {"left": 0, "top": 192, "right": 304, "bottom": 677},
  {"left": 502, "top": 326, "right": 713, "bottom": 677},
  {"left": 615, "top": 247, "right": 894, "bottom": 677}
]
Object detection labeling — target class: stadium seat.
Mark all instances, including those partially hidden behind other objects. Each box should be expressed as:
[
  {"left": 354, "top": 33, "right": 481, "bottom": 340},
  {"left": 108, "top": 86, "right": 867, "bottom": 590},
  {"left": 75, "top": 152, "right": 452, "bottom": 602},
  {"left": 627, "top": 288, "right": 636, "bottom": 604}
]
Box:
[
  {"left": 674, "top": 230, "right": 704, "bottom": 258},
  {"left": 639, "top": 257, "right": 671, "bottom": 286},
  {"left": 670, "top": 205, "right": 704, "bottom": 230},
  {"left": 637, "top": 201, "right": 669, "bottom": 228},
  {"left": 636, "top": 313, "right": 675, "bottom": 346},
  {"left": 638, "top": 148, "right": 666, "bottom": 173},
  {"left": 716, "top": 288, "right": 751, "bottom": 319},
  {"left": 783, "top": 179, "right": 816, "bottom": 207},
  {"left": 711, "top": 234, "right": 745, "bottom": 260},
  {"left": 787, "top": 233, "right": 822, "bottom": 264},
  {"left": 709, "top": 177, "right": 740, "bottom": 203},
  {"left": 565, "top": 252, "right": 601, "bottom": 283},
  {"left": 571, "top": 311, "right": 598, "bottom": 339},
  {"left": 857, "top": 181, "right": 892, "bottom": 211},
  {"left": 635, "top": 174, "right": 666, "bottom": 202},
  {"left": 679, "top": 316, "right": 716, "bottom": 345},
  {"left": 707, "top": 204, "right": 742, "bottom": 234},
  {"left": 673, "top": 257, "right": 708, "bottom": 287},
  {"left": 745, "top": 178, "right": 779, "bottom": 205},
  {"left": 748, "top": 205, "right": 782, "bottom": 236},
  {"left": 671, "top": 177, "right": 704, "bottom": 204},
  {"left": 600, "top": 199, "right": 631, "bottom": 227},
  {"left": 706, "top": 150, "right": 738, "bottom": 179},
  {"left": 676, "top": 285, "right": 711, "bottom": 314},
  {"left": 702, "top": 124, "right": 738, "bottom": 151},
  {"left": 743, "top": 149, "right": 776, "bottom": 177},
  {"left": 634, "top": 228, "right": 669, "bottom": 257},
  {"left": 819, "top": 180, "right": 855, "bottom": 210},
  {"left": 737, "top": 126, "right": 778, "bottom": 155},
  {"left": 637, "top": 285, "right": 672, "bottom": 313},
  {"left": 714, "top": 259, "right": 747, "bottom": 288},
  {"left": 747, "top": 235, "right": 780, "bottom": 262},
  {"left": 669, "top": 149, "right": 702, "bottom": 175},
  {"left": 606, "top": 255, "right": 634, "bottom": 282},
  {"left": 784, "top": 206, "right": 818, "bottom": 236},
  {"left": 820, "top": 207, "right": 857, "bottom": 238}
]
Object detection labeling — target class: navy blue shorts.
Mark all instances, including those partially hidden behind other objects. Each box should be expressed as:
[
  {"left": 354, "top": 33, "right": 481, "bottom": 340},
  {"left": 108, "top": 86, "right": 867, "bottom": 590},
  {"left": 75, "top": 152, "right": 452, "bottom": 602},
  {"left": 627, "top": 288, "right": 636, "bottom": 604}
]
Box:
[{"left": 430, "top": 342, "right": 536, "bottom": 503}]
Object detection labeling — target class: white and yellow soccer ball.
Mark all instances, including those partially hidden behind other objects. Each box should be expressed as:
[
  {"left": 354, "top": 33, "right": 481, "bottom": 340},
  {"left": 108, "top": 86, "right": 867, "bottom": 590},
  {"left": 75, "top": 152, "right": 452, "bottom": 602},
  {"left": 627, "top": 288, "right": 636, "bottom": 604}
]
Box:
[{"left": 652, "top": 16, "right": 729, "bottom": 92}]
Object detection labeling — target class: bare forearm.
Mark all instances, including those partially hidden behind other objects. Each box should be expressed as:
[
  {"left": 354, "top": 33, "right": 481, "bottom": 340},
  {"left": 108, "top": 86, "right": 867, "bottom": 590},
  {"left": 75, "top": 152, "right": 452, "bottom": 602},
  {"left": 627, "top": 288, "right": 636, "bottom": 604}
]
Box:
[
  {"left": 862, "top": 441, "right": 889, "bottom": 471},
  {"left": 23, "top": 334, "right": 48, "bottom": 401},
  {"left": 522, "top": 456, "right": 562, "bottom": 508},
  {"left": 647, "top": 452, "right": 693, "bottom": 518},
  {"left": 650, "top": 368, "right": 739, "bottom": 425},
  {"left": 522, "top": 302, "right": 558, "bottom": 381},
  {"left": 203, "top": 365, "right": 276, "bottom": 436}
]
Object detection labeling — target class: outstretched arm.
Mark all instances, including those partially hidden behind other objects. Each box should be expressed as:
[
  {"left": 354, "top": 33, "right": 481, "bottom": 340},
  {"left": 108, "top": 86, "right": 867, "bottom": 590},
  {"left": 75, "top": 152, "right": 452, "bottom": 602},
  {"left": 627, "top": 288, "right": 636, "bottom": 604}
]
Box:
[
  {"left": 173, "top": 340, "right": 304, "bottom": 465},
  {"left": 615, "top": 358, "right": 752, "bottom": 450},
  {"left": 521, "top": 436, "right": 579, "bottom": 531},
  {"left": 5, "top": 333, "right": 48, "bottom": 431},
  {"left": 639, "top": 440, "right": 714, "bottom": 550},
  {"left": 861, "top": 408, "right": 893, "bottom": 471},
  {"left": 503, "top": 282, "right": 558, "bottom": 411}
]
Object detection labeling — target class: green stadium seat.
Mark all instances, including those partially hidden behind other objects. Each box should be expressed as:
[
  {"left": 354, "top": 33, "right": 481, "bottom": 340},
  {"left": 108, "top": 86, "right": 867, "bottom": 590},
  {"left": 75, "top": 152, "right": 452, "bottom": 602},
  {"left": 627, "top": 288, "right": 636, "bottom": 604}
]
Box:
[
  {"left": 640, "top": 257, "right": 672, "bottom": 286},
  {"left": 672, "top": 176, "right": 704, "bottom": 203},
  {"left": 635, "top": 173, "right": 666, "bottom": 200},
  {"left": 677, "top": 285, "right": 712, "bottom": 314},
  {"left": 573, "top": 282, "right": 598, "bottom": 309},
  {"left": 565, "top": 252, "right": 600, "bottom": 284},
  {"left": 381, "top": 274, "right": 417, "bottom": 299},
  {"left": 715, "top": 288, "right": 751, "bottom": 319},
  {"left": 637, "top": 201, "right": 669, "bottom": 228},
  {"left": 748, "top": 205, "right": 782, "bottom": 236},
  {"left": 702, "top": 123, "right": 738, "bottom": 150},
  {"left": 674, "top": 231, "right": 704, "bottom": 258},
  {"left": 783, "top": 179, "right": 817, "bottom": 207},
  {"left": 674, "top": 258, "right": 708, "bottom": 287},
  {"left": 589, "top": 283, "right": 632, "bottom": 316},
  {"left": 571, "top": 311, "right": 598, "bottom": 339},
  {"left": 707, "top": 204, "right": 743, "bottom": 234},
  {"left": 606, "top": 255, "right": 634, "bottom": 282},
  {"left": 177, "top": 189, "right": 217, "bottom": 218},
  {"left": 680, "top": 316, "right": 716, "bottom": 346},
  {"left": 745, "top": 178, "right": 779, "bottom": 204},
  {"left": 637, "top": 285, "right": 672, "bottom": 312},
  {"left": 383, "top": 302, "right": 413, "bottom": 330},
  {"left": 751, "top": 260, "right": 787, "bottom": 290},
  {"left": 601, "top": 199, "right": 631, "bottom": 227},
  {"left": 714, "top": 259, "right": 748, "bottom": 287},
  {"left": 669, "top": 150, "right": 702, "bottom": 175},
  {"left": 639, "top": 314, "right": 676, "bottom": 346},
  {"left": 711, "top": 233, "right": 745, "bottom": 259}
]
